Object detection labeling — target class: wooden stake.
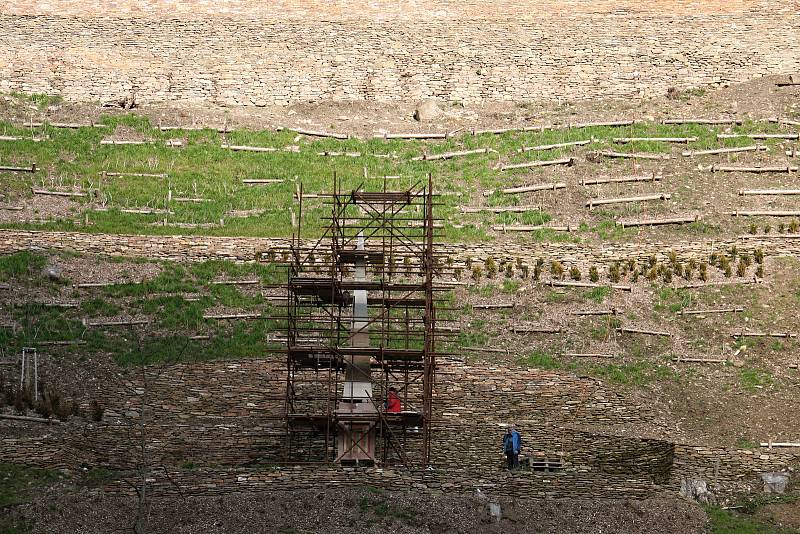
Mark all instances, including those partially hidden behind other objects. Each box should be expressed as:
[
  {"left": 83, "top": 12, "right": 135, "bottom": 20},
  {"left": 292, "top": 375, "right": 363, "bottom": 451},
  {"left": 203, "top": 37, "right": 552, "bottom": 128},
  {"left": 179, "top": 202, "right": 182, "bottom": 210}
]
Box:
[
  {"left": 682, "top": 145, "right": 766, "bottom": 157},
  {"left": 600, "top": 150, "right": 671, "bottom": 160},
  {"left": 587, "top": 193, "right": 671, "bottom": 208},
  {"left": 499, "top": 158, "right": 574, "bottom": 171}
]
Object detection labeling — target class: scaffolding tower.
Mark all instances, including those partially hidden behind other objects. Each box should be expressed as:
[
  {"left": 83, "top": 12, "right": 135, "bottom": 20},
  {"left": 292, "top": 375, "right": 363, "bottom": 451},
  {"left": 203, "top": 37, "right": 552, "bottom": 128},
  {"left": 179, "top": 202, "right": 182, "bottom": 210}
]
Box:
[{"left": 276, "top": 174, "right": 447, "bottom": 467}]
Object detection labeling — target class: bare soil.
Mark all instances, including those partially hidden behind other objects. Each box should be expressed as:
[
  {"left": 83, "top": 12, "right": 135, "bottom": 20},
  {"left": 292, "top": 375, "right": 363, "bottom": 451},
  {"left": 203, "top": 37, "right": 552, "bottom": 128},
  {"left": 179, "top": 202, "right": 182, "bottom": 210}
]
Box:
[{"left": 10, "top": 486, "right": 708, "bottom": 534}]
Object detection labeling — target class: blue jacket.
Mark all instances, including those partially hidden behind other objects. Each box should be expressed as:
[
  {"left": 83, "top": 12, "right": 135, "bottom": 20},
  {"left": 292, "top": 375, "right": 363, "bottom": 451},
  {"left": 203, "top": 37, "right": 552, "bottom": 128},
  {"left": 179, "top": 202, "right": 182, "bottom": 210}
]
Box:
[{"left": 503, "top": 430, "right": 521, "bottom": 453}]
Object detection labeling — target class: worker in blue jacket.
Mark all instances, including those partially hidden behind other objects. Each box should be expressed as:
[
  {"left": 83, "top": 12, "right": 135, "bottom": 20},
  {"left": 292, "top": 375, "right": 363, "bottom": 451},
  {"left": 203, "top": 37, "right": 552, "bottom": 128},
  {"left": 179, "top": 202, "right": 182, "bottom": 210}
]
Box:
[{"left": 502, "top": 425, "right": 522, "bottom": 470}]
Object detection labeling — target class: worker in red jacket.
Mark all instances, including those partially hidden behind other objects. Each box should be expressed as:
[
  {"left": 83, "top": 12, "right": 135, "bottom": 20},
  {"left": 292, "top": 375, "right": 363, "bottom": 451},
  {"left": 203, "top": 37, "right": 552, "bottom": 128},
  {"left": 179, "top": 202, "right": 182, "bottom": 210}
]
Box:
[{"left": 386, "top": 387, "right": 401, "bottom": 413}]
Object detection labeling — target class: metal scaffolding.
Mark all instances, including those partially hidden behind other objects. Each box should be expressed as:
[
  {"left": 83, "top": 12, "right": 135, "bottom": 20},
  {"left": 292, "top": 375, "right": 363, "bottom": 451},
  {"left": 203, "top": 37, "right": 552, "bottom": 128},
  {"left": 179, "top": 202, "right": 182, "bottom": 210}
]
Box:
[{"left": 273, "top": 173, "right": 448, "bottom": 467}]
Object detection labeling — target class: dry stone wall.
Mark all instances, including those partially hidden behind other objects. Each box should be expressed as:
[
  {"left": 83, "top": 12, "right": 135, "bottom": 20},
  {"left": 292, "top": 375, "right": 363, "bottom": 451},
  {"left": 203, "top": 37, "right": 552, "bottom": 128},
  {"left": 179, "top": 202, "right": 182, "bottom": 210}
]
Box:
[
  {"left": 3, "top": 229, "right": 800, "bottom": 270},
  {"left": 1, "top": 1, "right": 799, "bottom": 105},
  {"left": 2, "top": 357, "right": 797, "bottom": 499}
]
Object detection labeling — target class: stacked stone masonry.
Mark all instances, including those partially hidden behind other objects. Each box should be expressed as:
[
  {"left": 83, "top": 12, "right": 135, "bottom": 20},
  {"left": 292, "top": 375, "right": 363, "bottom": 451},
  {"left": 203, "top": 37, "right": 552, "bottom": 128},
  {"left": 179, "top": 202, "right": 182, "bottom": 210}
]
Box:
[
  {"left": 0, "top": 1, "right": 799, "bottom": 105},
  {"left": 2, "top": 358, "right": 797, "bottom": 499},
  {"left": 2, "top": 229, "right": 800, "bottom": 270}
]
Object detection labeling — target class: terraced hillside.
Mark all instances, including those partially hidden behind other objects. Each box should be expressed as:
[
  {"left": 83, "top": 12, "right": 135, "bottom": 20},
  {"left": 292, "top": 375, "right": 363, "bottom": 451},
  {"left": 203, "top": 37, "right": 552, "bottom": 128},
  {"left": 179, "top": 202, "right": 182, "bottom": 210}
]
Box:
[{"left": 2, "top": 79, "right": 800, "bottom": 533}]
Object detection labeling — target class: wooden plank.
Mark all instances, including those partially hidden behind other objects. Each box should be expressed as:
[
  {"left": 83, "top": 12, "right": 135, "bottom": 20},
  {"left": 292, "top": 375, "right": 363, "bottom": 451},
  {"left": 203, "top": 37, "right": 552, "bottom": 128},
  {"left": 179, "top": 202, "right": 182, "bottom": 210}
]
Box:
[
  {"left": 210, "top": 280, "right": 260, "bottom": 286},
  {"left": 286, "top": 128, "right": 349, "bottom": 140},
  {"left": 512, "top": 326, "right": 562, "bottom": 334},
  {"left": 678, "top": 307, "right": 744, "bottom": 315},
  {"left": 0, "top": 135, "right": 47, "bottom": 142},
  {"left": 617, "top": 327, "right": 672, "bottom": 337},
  {"left": 718, "top": 133, "right": 799, "bottom": 140},
  {"left": 375, "top": 132, "right": 448, "bottom": 140},
  {"left": 1, "top": 206, "right": 24, "bottom": 211},
  {"left": 203, "top": 313, "right": 262, "bottom": 320},
  {"left": 580, "top": 174, "right": 660, "bottom": 186},
  {"left": 493, "top": 182, "right": 568, "bottom": 195},
  {"left": 738, "top": 189, "right": 800, "bottom": 196},
  {"left": 159, "top": 125, "right": 231, "bottom": 132},
  {"left": 32, "top": 189, "right": 86, "bottom": 197},
  {"left": 614, "top": 137, "right": 697, "bottom": 144},
  {"left": 768, "top": 117, "right": 800, "bottom": 126},
  {"left": 549, "top": 280, "right": 632, "bottom": 291},
  {"left": 599, "top": 150, "right": 671, "bottom": 160},
  {"left": 0, "top": 164, "right": 36, "bottom": 172},
  {"left": 662, "top": 118, "right": 741, "bottom": 125},
  {"left": 86, "top": 319, "right": 150, "bottom": 327},
  {"left": 713, "top": 165, "right": 798, "bottom": 173},
  {"left": 565, "top": 353, "right": 615, "bottom": 358},
  {"left": 38, "top": 340, "right": 86, "bottom": 346},
  {"left": 460, "top": 205, "right": 545, "bottom": 214},
  {"left": 492, "top": 224, "right": 573, "bottom": 232},
  {"left": 760, "top": 442, "right": 800, "bottom": 448},
  {"left": 731, "top": 331, "right": 796, "bottom": 338},
  {"left": 587, "top": 193, "right": 671, "bottom": 208},
  {"left": 100, "top": 171, "right": 167, "bottom": 178},
  {"left": 0, "top": 414, "right": 62, "bottom": 424},
  {"left": 23, "top": 122, "right": 108, "bottom": 129},
  {"left": 499, "top": 158, "right": 574, "bottom": 171},
  {"left": 671, "top": 358, "right": 727, "bottom": 363},
  {"left": 519, "top": 140, "right": 590, "bottom": 153},
  {"left": 173, "top": 197, "right": 211, "bottom": 203},
  {"left": 569, "top": 120, "right": 635, "bottom": 128},
  {"left": 101, "top": 139, "right": 183, "bottom": 147},
  {"left": 682, "top": 145, "right": 766, "bottom": 157},
  {"left": 618, "top": 215, "right": 698, "bottom": 228},
  {"left": 242, "top": 179, "right": 283, "bottom": 185},
  {"left": 222, "top": 144, "right": 277, "bottom": 152},
  {"left": 728, "top": 210, "right": 800, "bottom": 217},
  {"left": 571, "top": 309, "right": 616, "bottom": 316},
  {"left": 414, "top": 147, "right": 493, "bottom": 161},
  {"left": 472, "top": 303, "right": 515, "bottom": 309},
  {"left": 317, "top": 151, "right": 361, "bottom": 157}
]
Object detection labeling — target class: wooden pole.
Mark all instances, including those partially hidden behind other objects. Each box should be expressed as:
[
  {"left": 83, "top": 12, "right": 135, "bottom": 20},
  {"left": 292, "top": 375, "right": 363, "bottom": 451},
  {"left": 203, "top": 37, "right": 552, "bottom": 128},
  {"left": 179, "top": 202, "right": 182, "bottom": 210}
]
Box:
[
  {"left": 599, "top": 150, "right": 671, "bottom": 160},
  {"left": 580, "top": 173, "right": 660, "bottom": 186},
  {"left": 682, "top": 145, "right": 766, "bottom": 157},
  {"left": 499, "top": 158, "right": 574, "bottom": 171},
  {"left": 587, "top": 193, "right": 671, "bottom": 208}
]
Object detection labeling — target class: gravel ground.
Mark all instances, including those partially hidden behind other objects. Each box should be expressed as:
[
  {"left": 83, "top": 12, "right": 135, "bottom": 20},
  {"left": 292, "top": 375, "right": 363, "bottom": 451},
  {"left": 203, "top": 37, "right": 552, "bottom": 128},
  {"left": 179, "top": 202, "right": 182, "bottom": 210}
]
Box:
[{"left": 14, "top": 486, "right": 709, "bottom": 534}]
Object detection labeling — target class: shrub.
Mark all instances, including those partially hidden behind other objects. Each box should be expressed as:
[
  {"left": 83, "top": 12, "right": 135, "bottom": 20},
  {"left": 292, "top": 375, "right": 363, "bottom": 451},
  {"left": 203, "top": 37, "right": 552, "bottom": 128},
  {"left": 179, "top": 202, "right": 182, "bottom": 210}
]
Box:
[
  {"left": 699, "top": 262, "right": 708, "bottom": 281},
  {"left": 754, "top": 249, "right": 764, "bottom": 264},
  {"left": 90, "top": 400, "right": 105, "bottom": 422},
  {"left": 532, "top": 264, "right": 541, "bottom": 281},
  {"left": 756, "top": 264, "right": 764, "bottom": 278},
  {"left": 520, "top": 265, "right": 529, "bottom": 279},
  {"left": 764, "top": 224, "right": 772, "bottom": 234},
  {"left": 569, "top": 266, "right": 581, "bottom": 281},
  {"left": 662, "top": 268, "right": 673, "bottom": 284},
  {"left": 504, "top": 263, "right": 514, "bottom": 278},
  {"left": 790, "top": 220, "right": 799, "bottom": 233},
  {"left": 737, "top": 260, "right": 747, "bottom": 277},
  {"left": 550, "top": 261, "right": 564, "bottom": 280},
  {"left": 485, "top": 257, "right": 497, "bottom": 278},
  {"left": 471, "top": 265, "right": 483, "bottom": 281},
  {"left": 589, "top": 266, "right": 599, "bottom": 282},
  {"left": 749, "top": 223, "right": 758, "bottom": 235},
  {"left": 608, "top": 263, "right": 621, "bottom": 283}
]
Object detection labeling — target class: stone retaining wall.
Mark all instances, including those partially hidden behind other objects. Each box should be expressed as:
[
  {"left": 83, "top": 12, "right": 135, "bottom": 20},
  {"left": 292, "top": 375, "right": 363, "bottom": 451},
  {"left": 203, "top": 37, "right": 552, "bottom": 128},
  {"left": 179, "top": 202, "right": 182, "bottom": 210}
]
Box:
[
  {"left": 1, "top": 1, "right": 799, "bottom": 105},
  {"left": 2, "top": 357, "right": 797, "bottom": 499},
  {"left": 2, "top": 229, "right": 800, "bottom": 270}
]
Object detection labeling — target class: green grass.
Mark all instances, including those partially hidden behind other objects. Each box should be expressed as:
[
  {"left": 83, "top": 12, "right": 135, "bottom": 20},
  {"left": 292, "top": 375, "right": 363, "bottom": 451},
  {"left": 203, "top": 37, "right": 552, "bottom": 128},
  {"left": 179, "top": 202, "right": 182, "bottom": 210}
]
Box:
[
  {"left": 1, "top": 111, "right": 791, "bottom": 241},
  {"left": 0, "top": 463, "right": 62, "bottom": 507},
  {"left": 0, "top": 251, "right": 47, "bottom": 281},
  {"left": 586, "top": 361, "right": 678, "bottom": 386},
  {"left": 519, "top": 350, "right": 563, "bottom": 370},
  {"left": 738, "top": 367, "right": 774, "bottom": 391},
  {"left": 584, "top": 286, "right": 610, "bottom": 303},
  {"left": 704, "top": 504, "right": 797, "bottom": 534}
]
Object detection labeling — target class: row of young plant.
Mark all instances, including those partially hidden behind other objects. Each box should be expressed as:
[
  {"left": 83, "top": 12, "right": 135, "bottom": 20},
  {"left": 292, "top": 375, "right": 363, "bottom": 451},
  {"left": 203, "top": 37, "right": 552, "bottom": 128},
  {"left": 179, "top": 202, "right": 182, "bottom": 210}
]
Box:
[
  {"left": 455, "top": 247, "right": 766, "bottom": 283},
  {"left": 0, "top": 371, "right": 104, "bottom": 422}
]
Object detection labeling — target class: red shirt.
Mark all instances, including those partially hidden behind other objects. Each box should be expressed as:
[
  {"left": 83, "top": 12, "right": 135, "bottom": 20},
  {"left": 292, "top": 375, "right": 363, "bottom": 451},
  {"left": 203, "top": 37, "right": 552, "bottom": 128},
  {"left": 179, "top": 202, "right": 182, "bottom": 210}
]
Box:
[{"left": 386, "top": 391, "right": 401, "bottom": 413}]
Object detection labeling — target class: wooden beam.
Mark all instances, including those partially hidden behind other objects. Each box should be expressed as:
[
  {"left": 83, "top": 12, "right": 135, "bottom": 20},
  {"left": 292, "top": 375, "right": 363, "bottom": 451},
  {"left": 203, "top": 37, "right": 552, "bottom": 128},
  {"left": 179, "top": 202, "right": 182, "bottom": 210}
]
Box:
[
  {"left": 768, "top": 118, "right": 800, "bottom": 126},
  {"left": 662, "top": 118, "right": 741, "bottom": 125},
  {"left": 580, "top": 173, "right": 660, "bottom": 186},
  {"left": 565, "top": 353, "right": 615, "bottom": 358},
  {"left": 599, "top": 150, "right": 671, "bottom": 160},
  {"left": 32, "top": 189, "right": 86, "bottom": 197},
  {"left": 618, "top": 215, "right": 698, "bottom": 228},
  {"left": 23, "top": 122, "right": 108, "bottom": 129},
  {"left": 614, "top": 137, "right": 697, "bottom": 144},
  {"left": 0, "top": 135, "right": 47, "bottom": 142},
  {"left": 718, "top": 133, "right": 799, "bottom": 140},
  {"left": 587, "top": 193, "right": 671, "bottom": 208},
  {"left": 617, "top": 327, "right": 672, "bottom": 337},
  {"left": 512, "top": 326, "right": 562, "bottom": 334},
  {"left": 678, "top": 307, "right": 744, "bottom": 315},
  {"left": 738, "top": 189, "right": 800, "bottom": 196},
  {"left": 731, "top": 331, "right": 796, "bottom": 338},
  {"left": 414, "top": 148, "right": 493, "bottom": 161},
  {"left": 222, "top": 144, "right": 277, "bottom": 152},
  {"left": 571, "top": 309, "right": 616, "bottom": 316},
  {"left": 492, "top": 224, "right": 573, "bottom": 232},
  {"left": 210, "top": 280, "right": 260, "bottom": 286},
  {"left": 728, "top": 210, "right": 800, "bottom": 217},
  {"left": 518, "top": 140, "right": 590, "bottom": 153},
  {"left": 549, "top": 280, "right": 632, "bottom": 291},
  {"left": 472, "top": 303, "right": 515, "bottom": 309},
  {"left": 86, "top": 319, "right": 150, "bottom": 327},
  {"left": 0, "top": 164, "right": 36, "bottom": 172},
  {"left": 495, "top": 182, "right": 568, "bottom": 195},
  {"left": 287, "top": 128, "right": 349, "bottom": 140},
  {"left": 499, "top": 157, "right": 574, "bottom": 171},
  {"left": 100, "top": 171, "right": 168, "bottom": 178},
  {"left": 569, "top": 120, "right": 635, "bottom": 128},
  {"left": 376, "top": 132, "right": 448, "bottom": 140},
  {"left": 460, "top": 205, "right": 546, "bottom": 214},
  {"left": 242, "top": 179, "right": 283, "bottom": 185},
  {"left": 682, "top": 145, "right": 766, "bottom": 157},
  {"left": 671, "top": 357, "right": 727, "bottom": 363},
  {"left": 203, "top": 313, "right": 262, "bottom": 320},
  {"left": 713, "top": 165, "right": 798, "bottom": 173}
]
